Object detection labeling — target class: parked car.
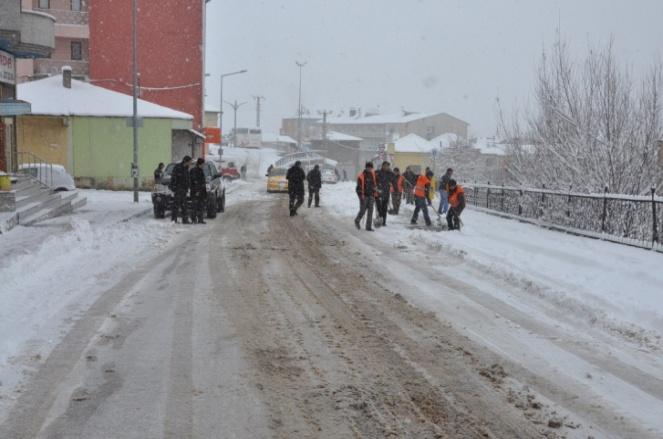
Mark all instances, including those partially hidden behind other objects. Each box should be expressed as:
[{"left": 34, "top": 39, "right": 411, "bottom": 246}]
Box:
[
  {"left": 321, "top": 168, "right": 339, "bottom": 184},
  {"left": 152, "top": 161, "right": 226, "bottom": 219},
  {"left": 266, "top": 167, "right": 288, "bottom": 193},
  {"left": 221, "top": 161, "right": 240, "bottom": 180},
  {"left": 19, "top": 163, "right": 76, "bottom": 191}
]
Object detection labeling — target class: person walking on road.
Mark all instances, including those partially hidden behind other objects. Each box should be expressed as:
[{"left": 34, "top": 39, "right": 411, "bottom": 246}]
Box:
[
  {"left": 403, "top": 166, "right": 417, "bottom": 205},
  {"left": 169, "top": 156, "right": 192, "bottom": 224},
  {"left": 438, "top": 168, "right": 453, "bottom": 214},
  {"left": 389, "top": 167, "right": 405, "bottom": 215},
  {"left": 154, "top": 162, "right": 165, "bottom": 185},
  {"left": 286, "top": 161, "right": 306, "bottom": 216},
  {"left": 189, "top": 158, "right": 208, "bottom": 224},
  {"left": 446, "top": 179, "right": 466, "bottom": 230},
  {"left": 306, "top": 164, "right": 322, "bottom": 208},
  {"left": 410, "top": 169, "right": 434, "bottom": 227},
  {"left": 355, "top": 162, "right": 377, "bottom": 231},
  {"left": 375, "top": 161, "right": 395, "bottom": 226}
]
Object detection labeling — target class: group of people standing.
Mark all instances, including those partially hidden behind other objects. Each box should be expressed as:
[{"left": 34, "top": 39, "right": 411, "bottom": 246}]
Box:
[
  {"left": 285, "top": 161, "right": 322, "bottom": 216},
  {"left": 355, "top": 162, "right": 465, "bottom": 231},
  {"left": 159, "top": 156, "right": 209, "bottom": 224}
]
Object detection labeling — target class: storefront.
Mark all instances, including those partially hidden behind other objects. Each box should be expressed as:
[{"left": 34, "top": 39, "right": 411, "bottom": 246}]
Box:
[{"left": 0, "top": 49, "right": 30, "bottom": 172}]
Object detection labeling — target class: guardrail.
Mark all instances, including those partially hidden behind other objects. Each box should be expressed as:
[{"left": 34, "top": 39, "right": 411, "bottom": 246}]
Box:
[
  {"left": 16, "top": 151, "right": 54, "bottom": 188},
  {"left": 464, "top": 183, "right": 662, "bottom": 252}
]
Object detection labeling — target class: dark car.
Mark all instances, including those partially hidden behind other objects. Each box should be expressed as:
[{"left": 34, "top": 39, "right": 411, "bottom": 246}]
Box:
[{"left": 151, "top": 161, "right": 226, "bottom": 219}]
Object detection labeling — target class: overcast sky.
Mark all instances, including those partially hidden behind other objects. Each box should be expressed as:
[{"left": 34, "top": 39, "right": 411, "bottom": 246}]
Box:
[{"left": 204, "top": 0, "right": 663, "bottom": 137}]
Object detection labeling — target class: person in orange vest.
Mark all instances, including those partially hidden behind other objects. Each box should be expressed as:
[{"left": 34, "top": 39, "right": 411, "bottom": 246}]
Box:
[
  {"left": 410, "top": 169, "right": 434, "bottom": 226},
  {"left": 354, "top": 161, "right": 378, "bottom": 231},
  {"left": 389, "top": 167, "right": 405, "bottom": 215},
  {"left": 446, "top": 179, "right": 466, "bottom": 230}
]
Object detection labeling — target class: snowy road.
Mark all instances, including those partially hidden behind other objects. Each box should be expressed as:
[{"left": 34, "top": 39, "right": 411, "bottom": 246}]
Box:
[{"left": 1, "top": 182, "right": 662, "bottom": 438}]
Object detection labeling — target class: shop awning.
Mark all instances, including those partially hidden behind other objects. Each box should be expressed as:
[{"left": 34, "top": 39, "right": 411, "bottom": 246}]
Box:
[{"left": 0, "top": 99, "right": 31, "bottom": 117}]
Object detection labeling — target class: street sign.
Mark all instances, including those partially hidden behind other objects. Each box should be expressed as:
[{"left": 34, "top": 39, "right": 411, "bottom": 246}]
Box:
[
  {"left": 204, "top": 127, "right": 221, "bottom": 144},
  {"left": 131, "top": 163, "right": 139, "bottom": 178},
  {"left": 0, "top": 50, "right": 16, "bottom": 85}
]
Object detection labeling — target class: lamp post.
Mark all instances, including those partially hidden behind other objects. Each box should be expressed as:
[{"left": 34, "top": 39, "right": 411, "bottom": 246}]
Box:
[
  {"left": 295, "top": 60, "right": 307, "bottom": 150},
  {"left": 224, "top": 100, "right": 247, "bottom": 147},
  {"left": 219, "top": 69, "right": 247, "bottom": 145}
]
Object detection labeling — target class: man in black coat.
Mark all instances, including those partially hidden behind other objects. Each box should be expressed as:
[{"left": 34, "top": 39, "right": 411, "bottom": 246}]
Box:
[
  {"left": 154, "top": 162, "right": 164, "bottom": 184},
  {"left": 306, "top": 164, "right": 322, "bottom": 208},
  {"left": 403, "top": 166, "right": 417, "bottom": 204},
  {"left": 375, "top": 161, "right": 395, "bottom": 226},
  {"left": 286, "top": 160, "right": 306, "bottom": 216},
  {"left": 169, "top": 156, "right": 192, "bottom": 223},
  {"left": 354, "top": 161, "right": 377, "bottom": 231},
  {"left": 189, "top": 158, "right": 207, "bottom": 224}
]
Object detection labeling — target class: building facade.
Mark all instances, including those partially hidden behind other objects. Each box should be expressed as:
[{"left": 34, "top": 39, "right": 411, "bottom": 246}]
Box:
[
  {"left": 280, "top": 117, "right": 320, "bottom": 144},
  {"left": 17, "top": 73, "right": 195, "bottom": 189},
  {"left": 88, "top": 0, "right": 206, "bottom": 132},
  {"left": 17, "top": 0, "right": 89, "bottom": 82},
  {"left": 325, "top": 112, "right": 469, "bottom": 151},
  {"left": 0, "top": 1, "right": 55, "bottom": 172}
]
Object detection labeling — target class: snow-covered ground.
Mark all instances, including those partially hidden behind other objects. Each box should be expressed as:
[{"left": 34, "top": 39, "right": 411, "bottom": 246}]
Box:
[
  {"left": 321, "top": 181, "right": 663, "bottom": 435},
  {"left": 324, "top": 182, "right": 663, "bottom": 338},
  {"left": 0, "top": 191, "right": 182, "bottom": 417}
]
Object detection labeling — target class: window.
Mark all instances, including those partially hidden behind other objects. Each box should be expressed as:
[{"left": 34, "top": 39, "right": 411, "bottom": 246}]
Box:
[
  {"left": 71, "top": 41, "right": 82, "bottom": 61},
  {"left": 38, "top": 0, "right": 49, "bottom": 9},
  {"left": 71, "top": 0, "right": 82, "bottom": 11}
]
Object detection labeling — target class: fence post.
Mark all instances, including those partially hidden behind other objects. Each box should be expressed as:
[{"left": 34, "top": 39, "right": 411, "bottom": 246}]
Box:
[
  {"left": 474, "top": 186, "right": 478, "bottom": 206},
  {"left": 653, "top": 187, "right": 659, "bottom": 245},
  {"left": 518, "top": 190, "right": 523, "bottom": 216},
  {"left": 486, "top": 181, "right": 491, "bottom": 209},
  {"left": 601, "top": 185, "right": 608, "bottom": 233},
  {"left": 566, "top": 185, "right": 572, "bottom": 218},
  {"left": 500, "top": 186, "right": 505, "bottom": 212}
]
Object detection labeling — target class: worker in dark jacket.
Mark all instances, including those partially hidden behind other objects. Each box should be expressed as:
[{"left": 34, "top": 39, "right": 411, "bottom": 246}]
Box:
[
  {"left": 438, "top": 168, "right": 453, "bottom": 214},
  {"left": 389, "top": 167, "right": 405, "bottom": 215},
  {"left": 169, "top": 156, "right": 192, "bottom": 223},
  {"left": 306, "top": 164, "right": 322, "bottom": 208},
  {"left": 375, "top": 161, "right": 395, "bottom": 226},
  {"left": 354, "top": 161, "right": 377, "bottom": 231},
  {"left": 189, "top": 158, "right": 207, "bottom": 224},
  {"left": 286, "top": 161, "right": 306, "bottom": 216},
  {"left": 446, "top": 179, "right": 466, "bottom": 230}
]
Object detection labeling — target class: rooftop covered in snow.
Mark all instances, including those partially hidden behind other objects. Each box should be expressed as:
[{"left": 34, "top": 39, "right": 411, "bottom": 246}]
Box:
[
  {"left": 18, "top": 75, "right": 193, "bottom": 120},
  {"left": 392, "top": 133, "right": 435, "bottom": 153},
  {"left": 262, "top": 133, "right": 297, "bottom": 144},
  {"left": 325, "top": 131, "right": 362, "bottom": 142}
]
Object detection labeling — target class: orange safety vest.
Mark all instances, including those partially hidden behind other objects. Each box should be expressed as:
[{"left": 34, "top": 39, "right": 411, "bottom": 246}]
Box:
[
  {"left": 413, "top": 175, "right": 430, "bottom": 198},
  {"left": 357, "top": 169, "right": 377, "bottom": 195},
  {"left": 391, "top": 174, "right": 405, "bottom": 193},
  {"left": 449, "top": 185, "right": 465, "bottom": 208}
]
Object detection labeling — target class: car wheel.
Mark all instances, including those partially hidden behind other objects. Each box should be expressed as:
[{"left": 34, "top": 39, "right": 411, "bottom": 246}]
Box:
[
  {"left": 154, "top": 204, "right": 166, "bottom": 219},
  {"left": 218, "top": 191, "right": 226, "bottom": 213},
  {"left": 207, "top": 195, "right": 218, "bottom": 219}
]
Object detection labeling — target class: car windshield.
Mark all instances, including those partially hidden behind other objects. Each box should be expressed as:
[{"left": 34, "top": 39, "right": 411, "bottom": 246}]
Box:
[{"left": 163, "top": 163, "right": 176, "bottom": 176}]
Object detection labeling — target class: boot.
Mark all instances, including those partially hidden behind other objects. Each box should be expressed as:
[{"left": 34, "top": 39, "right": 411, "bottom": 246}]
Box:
[
  {"left": 197, "top": 218, "right": 206, "bottom": 224},
  {"left": 183, "top": 217, "right": 191, "bottom": 224},
  {"left": 354, "top": 219, "right": 360, "bottom": 230}
]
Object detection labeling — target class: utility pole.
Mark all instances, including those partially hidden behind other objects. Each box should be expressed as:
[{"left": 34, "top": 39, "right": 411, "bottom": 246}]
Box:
[
  {"left": 295, "top": 60, "right": 307, "bottom": 150},
  {"left": 131, "top": 0, "right": 139, "bottom": 203},
  {"left": 224, "top": 100, "right": 246, "bottom": 147},
  {"left": 253, "top": 95, "right": 265, "bottom": 128},
  {"left": 318, "top": 109, "right": 332, "bottom": 142}
]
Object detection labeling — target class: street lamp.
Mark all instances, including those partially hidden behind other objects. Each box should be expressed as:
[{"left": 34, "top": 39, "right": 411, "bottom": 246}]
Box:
[
  {"left": 295, "top": 61, "right": 307, "bottom": 150},
  {"left": 219, "top": 69, "right": 247, "bottom": 145}
]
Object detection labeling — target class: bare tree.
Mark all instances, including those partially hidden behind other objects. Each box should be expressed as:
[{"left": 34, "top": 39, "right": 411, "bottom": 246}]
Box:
[{"left": 500, "top": 35, "right": 663, "bottom": 194}]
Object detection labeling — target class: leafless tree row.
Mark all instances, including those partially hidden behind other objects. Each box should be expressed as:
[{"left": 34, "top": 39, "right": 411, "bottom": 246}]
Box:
[{"left": 500, "top": 36, "right": 663, "bottom": 194}]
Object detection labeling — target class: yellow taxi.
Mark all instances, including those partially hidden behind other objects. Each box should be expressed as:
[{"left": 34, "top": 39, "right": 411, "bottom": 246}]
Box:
[{"left": 266, "top": 167, "right": 289, "bottom": 193}]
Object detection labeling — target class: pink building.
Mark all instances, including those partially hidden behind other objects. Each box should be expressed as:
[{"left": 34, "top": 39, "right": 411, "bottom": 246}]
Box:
[{"left": 17, "top": 0, "right": 89, "bottom": 82}]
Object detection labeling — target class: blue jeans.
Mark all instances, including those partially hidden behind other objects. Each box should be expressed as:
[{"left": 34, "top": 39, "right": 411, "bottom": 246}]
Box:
[
  {"left": 411, "top": 197, "right": 431, "bottom": 226},
  {"left": 438, "top": 190, "right": 448, "bottom": 214}
]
